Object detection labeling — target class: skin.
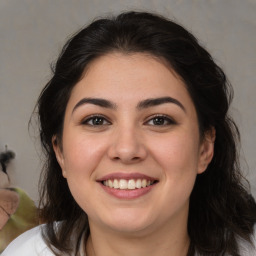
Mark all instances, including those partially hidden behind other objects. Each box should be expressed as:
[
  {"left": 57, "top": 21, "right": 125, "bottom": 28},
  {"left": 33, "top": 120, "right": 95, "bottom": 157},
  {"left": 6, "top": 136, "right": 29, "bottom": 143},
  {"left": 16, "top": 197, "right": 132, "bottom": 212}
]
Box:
[{"left": 53, "top": 53, "right": 215, "bottom": 256}]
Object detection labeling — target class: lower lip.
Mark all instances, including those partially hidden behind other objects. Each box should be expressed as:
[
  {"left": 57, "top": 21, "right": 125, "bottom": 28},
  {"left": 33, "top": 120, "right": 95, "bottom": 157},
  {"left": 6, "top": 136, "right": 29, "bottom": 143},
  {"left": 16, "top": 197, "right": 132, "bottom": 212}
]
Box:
[{"left": 99, "top": 182, "right": 156, "bottom": 199}]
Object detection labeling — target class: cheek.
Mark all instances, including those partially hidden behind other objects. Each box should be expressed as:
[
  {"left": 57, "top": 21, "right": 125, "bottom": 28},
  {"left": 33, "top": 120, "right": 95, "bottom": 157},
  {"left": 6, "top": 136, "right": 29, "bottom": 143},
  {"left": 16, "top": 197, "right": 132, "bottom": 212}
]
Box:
[
  {"left": 152, "top": 132, "right": 200, "bottom": 173},
  {"left": 61, "top": 135, "right": 108, "bottom": 213},
  {"left": 149, "top": 131, "right": 200, "bottom": 198},
  {"left": 150, "top": 134, "right": 199, "bottom": 217},
  {"left": 62, "top": 134, "right": 107, "bottom": 178}
]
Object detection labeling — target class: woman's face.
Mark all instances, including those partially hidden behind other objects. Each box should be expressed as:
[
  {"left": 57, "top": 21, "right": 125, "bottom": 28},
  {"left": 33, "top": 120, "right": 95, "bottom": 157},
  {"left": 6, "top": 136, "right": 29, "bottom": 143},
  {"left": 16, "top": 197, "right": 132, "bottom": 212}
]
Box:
[{"left": 54, "top": 53, "right": 214, "bottom": 235}]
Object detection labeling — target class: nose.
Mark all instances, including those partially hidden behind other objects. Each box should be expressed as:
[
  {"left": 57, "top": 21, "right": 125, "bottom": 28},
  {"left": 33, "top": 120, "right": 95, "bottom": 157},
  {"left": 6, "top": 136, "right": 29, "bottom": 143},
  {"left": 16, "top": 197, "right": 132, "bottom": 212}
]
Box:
[{"left": 107, "top": 125, "right": 147, "bottom": 164}]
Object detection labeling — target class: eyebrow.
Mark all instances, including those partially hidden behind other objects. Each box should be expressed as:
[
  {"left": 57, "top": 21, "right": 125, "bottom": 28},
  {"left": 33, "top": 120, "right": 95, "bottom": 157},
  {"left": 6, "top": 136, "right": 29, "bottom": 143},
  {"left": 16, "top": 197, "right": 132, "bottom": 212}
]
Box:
[
  {"left": 72, "top": 98, "right": 117, "bottom": 113},
  {"left": 137, "top": 97, "right": 186, "bottom": 112},
  {"left": 72, "top": 96, "right": 186, "bottom": 113}
]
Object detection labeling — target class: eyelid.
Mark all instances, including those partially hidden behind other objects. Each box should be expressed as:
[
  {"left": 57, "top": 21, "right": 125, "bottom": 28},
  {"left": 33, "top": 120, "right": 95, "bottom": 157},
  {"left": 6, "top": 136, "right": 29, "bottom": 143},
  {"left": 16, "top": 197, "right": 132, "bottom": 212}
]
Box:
[
  {"left": 144, "top": 114, "right": 177, "bottom": 126},
  {"left": 81, "top": 114, "right": 111, "bottom": 126}
]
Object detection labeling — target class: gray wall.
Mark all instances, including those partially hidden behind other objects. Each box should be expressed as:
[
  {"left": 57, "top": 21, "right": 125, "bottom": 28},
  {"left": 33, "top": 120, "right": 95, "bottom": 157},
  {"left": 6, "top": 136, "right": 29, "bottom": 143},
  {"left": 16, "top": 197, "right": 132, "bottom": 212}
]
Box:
[{"left": 0, "top": 0, "right": 255, "bottom": 202}]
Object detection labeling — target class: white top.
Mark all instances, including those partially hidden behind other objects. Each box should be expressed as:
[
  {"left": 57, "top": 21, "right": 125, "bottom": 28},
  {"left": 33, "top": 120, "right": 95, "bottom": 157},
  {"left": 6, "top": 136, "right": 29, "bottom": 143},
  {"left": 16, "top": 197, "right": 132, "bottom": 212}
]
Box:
[
  {"left": 2, "top": 224, "right": 256, "bottom": 255},
  {"left": 1, "top": 225, "right": 85, "bottom": 256}
]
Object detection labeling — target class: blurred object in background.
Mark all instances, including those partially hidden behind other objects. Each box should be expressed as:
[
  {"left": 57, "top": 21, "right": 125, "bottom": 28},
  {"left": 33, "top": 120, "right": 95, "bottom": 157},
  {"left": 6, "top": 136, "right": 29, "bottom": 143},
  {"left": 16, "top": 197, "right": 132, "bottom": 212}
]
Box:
[{"left": 0, "top": 147, "right": 39, "bottom": 252}]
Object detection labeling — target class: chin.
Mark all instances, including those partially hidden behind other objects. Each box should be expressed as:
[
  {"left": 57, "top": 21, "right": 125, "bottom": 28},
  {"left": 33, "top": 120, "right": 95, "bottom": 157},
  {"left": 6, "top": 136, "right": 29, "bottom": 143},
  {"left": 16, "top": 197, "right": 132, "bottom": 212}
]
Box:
[{"left": 99, "top": 209, "right": 156, "bottom": 234}]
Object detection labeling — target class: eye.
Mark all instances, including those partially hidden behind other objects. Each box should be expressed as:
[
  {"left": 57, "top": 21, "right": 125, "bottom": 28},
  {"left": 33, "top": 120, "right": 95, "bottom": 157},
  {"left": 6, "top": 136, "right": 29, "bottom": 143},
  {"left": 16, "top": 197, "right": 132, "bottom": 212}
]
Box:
[
  {"left": 82, "top": 115, "right": 111, "bottom": 126},
  {"left": 145, "top": 115, "right": 176, "bottom": 126}
]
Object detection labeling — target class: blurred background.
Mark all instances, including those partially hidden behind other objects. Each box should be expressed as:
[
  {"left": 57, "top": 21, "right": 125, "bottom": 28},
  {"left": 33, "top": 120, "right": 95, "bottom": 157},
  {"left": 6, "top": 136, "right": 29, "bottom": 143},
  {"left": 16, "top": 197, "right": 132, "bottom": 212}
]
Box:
[{"left": 0, "top": 0, "right": 255, "bottom": 203}]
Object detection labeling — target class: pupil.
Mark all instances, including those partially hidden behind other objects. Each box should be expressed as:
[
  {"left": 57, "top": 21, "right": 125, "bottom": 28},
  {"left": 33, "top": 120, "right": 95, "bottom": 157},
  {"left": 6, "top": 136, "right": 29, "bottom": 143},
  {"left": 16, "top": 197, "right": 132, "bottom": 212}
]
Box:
[
  {"left": 93, "top": 117, "right": 103, "bottom": 125},
  {"left": 153, "top": 117, "right": 164, "bottom": 125}
]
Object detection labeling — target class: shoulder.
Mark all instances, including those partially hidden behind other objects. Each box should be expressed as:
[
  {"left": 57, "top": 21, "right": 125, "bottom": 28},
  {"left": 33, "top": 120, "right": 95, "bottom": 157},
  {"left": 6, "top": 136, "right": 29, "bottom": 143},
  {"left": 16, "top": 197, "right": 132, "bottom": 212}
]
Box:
[
  {"left": 238, "top": 224, "right": 256, "bottom": 255},
  {"left": 1, "top": 224, "right": 55, "bottom": 256}
]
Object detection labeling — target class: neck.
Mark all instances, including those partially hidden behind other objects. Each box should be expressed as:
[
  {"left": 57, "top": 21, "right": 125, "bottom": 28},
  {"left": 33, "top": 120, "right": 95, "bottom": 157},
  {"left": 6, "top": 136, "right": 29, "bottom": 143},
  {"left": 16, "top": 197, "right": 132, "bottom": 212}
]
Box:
[{"left": 85, "top": 215, "right": 190, "bottom": 256}]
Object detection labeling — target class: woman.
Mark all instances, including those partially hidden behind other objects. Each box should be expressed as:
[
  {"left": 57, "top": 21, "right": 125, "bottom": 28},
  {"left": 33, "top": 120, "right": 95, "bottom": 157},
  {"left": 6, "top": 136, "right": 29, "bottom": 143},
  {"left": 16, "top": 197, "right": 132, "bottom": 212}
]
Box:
[{"left": 3, "top": 11, "right": 256, "bottom": 256}]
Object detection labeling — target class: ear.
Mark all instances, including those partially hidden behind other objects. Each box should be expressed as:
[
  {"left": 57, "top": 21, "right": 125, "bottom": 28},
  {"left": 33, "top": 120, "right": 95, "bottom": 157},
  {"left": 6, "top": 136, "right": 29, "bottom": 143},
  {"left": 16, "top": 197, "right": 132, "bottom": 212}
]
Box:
[
  {"left": 52, "top": 135, "right": 67, "bottom": 178},
  {"left": 197, "top": 127, "right": 216, "bottom": 174}
]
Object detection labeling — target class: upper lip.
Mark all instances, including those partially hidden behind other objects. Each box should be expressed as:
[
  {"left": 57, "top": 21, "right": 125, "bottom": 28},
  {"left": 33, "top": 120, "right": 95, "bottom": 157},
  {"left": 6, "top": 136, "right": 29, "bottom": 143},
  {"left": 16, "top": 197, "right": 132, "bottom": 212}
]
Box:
[{"left": 97, "top": 172, "right": 158, "bottom": 182}]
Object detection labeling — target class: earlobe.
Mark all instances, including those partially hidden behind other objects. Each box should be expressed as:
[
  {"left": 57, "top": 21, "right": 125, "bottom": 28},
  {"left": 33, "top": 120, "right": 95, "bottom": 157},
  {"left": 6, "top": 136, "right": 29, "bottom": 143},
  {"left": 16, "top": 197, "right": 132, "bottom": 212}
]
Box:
[
  {"left": 52, "top": 135, "right": 67, "bottom": 178},
  {"left": 197, "top": 128, "right": 216, "bottom": 174}
]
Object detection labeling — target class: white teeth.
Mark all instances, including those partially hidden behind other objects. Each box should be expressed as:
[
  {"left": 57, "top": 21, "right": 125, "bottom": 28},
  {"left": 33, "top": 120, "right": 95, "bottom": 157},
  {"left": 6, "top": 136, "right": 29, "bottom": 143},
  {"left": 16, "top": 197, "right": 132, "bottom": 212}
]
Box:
[
  {"left": 128, "top": 179, "right": 136, "bottom": 189},
  {"left": 119, "top": 179, "right": 128, "bottom": 189},
  {"left": 135, "top": 179, "right": 142, "bottom": 189},
  {"left": 141, "top": 179, "right": 147, "bottom": 188},
  {"left": 108, "top": 180, "right": 113, "bottom": 188},
  {"left": 103, "top": 178, "right": 155, "bottom": 190},
  {"left": 113, "top": 179, "right": 119, "bottom": 189}
]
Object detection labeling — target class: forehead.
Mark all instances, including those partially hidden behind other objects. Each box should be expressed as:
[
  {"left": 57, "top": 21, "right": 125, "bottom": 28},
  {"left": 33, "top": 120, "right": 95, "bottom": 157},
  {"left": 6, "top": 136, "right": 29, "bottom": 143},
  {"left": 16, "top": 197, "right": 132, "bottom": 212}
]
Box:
[{"left": 67, "top": 52, "right": 193, "bottom": 109}]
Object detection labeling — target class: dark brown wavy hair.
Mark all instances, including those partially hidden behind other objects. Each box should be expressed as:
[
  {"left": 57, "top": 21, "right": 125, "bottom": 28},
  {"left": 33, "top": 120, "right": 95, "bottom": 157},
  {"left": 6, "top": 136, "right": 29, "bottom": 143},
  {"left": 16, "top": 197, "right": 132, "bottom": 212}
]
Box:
[{"left": 36, "top": 11, "right": 256, "bottom": 256}]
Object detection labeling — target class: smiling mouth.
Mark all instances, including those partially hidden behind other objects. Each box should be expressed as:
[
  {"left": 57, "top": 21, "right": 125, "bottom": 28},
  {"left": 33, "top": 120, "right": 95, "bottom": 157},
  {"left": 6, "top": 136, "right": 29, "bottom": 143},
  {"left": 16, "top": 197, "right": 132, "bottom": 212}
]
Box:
[{"left": 101, "top": 179, "right": 158, "bottom": 190}]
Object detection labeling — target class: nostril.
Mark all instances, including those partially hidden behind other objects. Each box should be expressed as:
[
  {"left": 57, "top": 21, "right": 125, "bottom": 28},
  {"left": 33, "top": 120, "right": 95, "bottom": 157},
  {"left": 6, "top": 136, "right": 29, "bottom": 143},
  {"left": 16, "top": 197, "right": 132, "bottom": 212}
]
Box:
[{"left": 111, "top": 156, "right": 142, "bottom": 162}]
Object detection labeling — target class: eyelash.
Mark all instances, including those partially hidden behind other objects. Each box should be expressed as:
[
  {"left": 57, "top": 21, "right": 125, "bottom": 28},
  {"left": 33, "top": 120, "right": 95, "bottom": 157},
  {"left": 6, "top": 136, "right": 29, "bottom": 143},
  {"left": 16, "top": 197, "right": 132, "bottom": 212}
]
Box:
[
  {"left": 145, "top": 114, "right": 176, "bottom": 126},
  {"left": 81, "top": 114, "right": 176, "bottom": 127},
  {"left": 81, "top": 115, "right": 111, "bottom": 126}
]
